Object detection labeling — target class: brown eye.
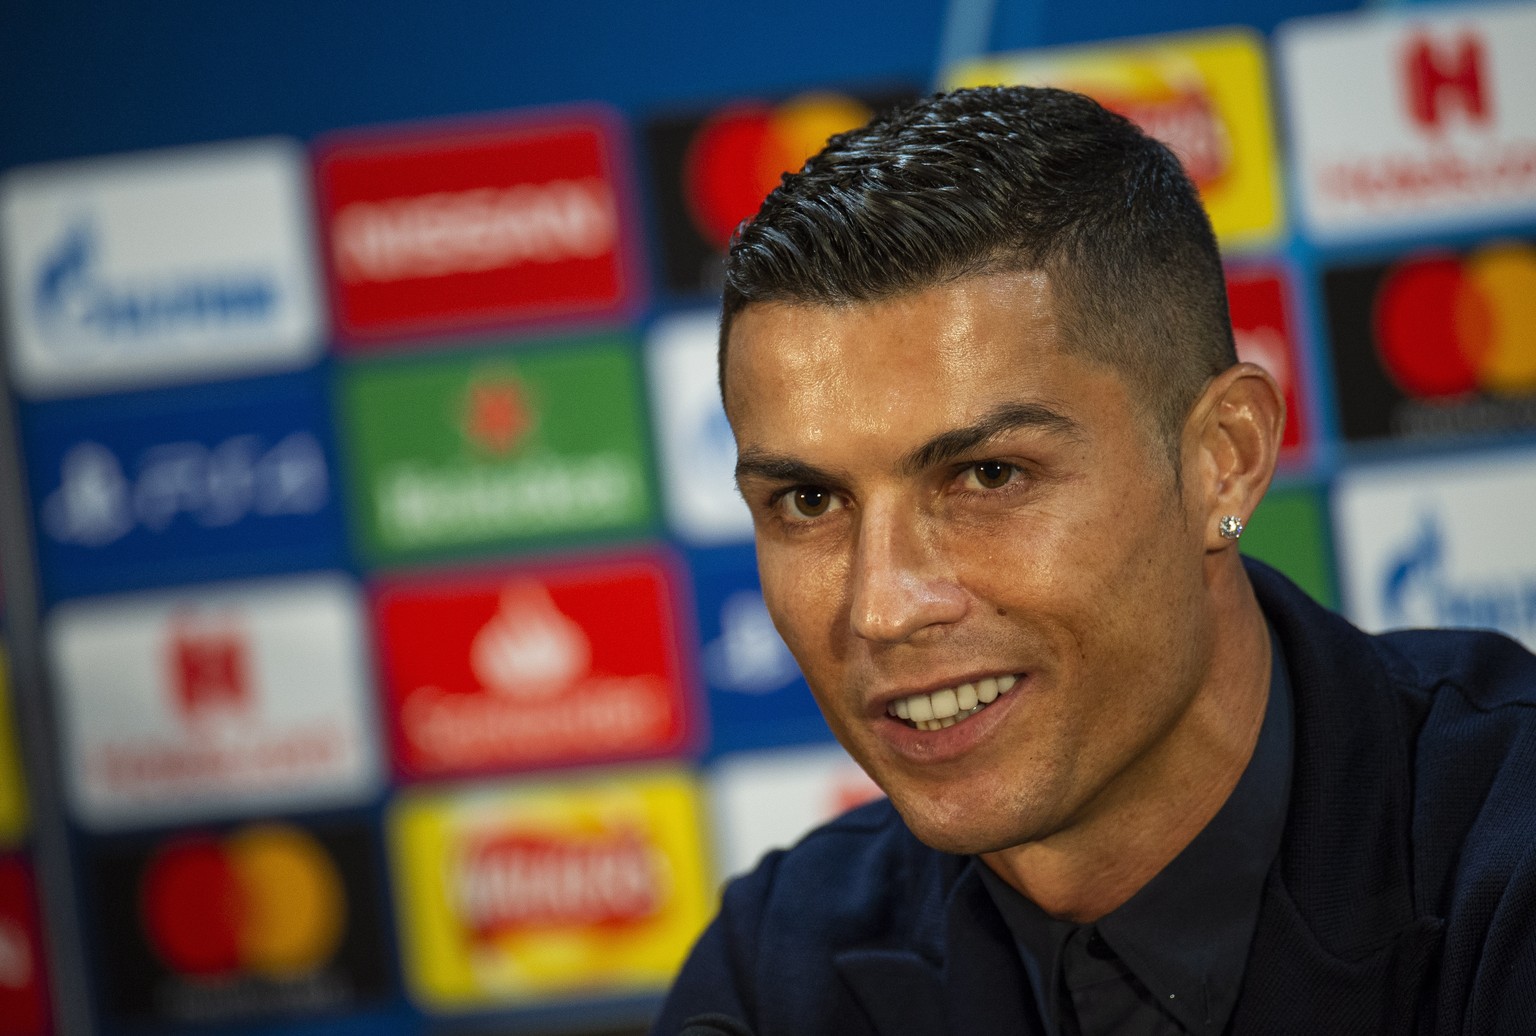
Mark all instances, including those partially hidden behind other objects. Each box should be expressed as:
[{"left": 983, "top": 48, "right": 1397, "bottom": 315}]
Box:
[
  {"left": 971, "top": 461, "right": 1013, "bottom": 489},
  {"left": 791, "top": 487, "right": 833, "bottom": 517}
]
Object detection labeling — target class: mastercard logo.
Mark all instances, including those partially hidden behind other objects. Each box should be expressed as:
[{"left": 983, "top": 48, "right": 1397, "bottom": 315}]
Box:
[
  {"left": 683, "top": 92, "right": 874, "bottom": 249},
  {"left": 1372, "top": 242, "right": 1536, "bottom": 398},
  {"left": 140, "top": 824, "right": 345, "bottom": 979}
]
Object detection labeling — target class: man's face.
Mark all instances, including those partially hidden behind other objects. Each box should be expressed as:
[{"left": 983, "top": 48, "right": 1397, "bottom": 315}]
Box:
[{"left": 725, "top": 271, "right": 1218, "bottom": 856}]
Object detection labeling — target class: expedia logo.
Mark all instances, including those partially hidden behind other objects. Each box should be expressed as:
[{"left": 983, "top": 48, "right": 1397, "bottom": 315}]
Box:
[
  {"left": 456, "top": 829, "right": 662, "bottom": 939},
  {"left": 34, "top": 221, "right": 277, "bottom": 345}
]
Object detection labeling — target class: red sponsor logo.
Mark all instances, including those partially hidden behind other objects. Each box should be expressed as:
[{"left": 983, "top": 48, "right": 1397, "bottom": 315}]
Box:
[
  {"left": 0, "top": 857, "right": 50, "bottom": 1036},
  {"left": 456, "top": 829, "right": 661, "bottom": 939},
  {"left": 139, "top": 826, "right": 345, "bottom": 981},
  {"left": 1402, "top": 31, "right": 1491, "bottom": 133},
  {"left": 1100, "top": 89, "right": 1232, "bottom": 188},
  {"left": 318, "top": 109, "right": 642, "bottom": 344},
  {"left": 1226, "top": 267, "right": 1309, "bottom": 458},
  {"left": 168, "top": 617, "right": 250, "bottom": 723},
  {"left": 377, "top": 553, "right": 694, "bottom": 778},
  {"left": 461, "top": 376, "right": 535, "bottom": 457},
  {"left": 1369, "top": 243, "right": 1536, "bottom": 399}
]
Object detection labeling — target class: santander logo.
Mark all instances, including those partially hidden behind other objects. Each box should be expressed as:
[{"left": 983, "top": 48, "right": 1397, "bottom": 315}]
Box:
[
  {"left": 469, "top": 583, "right": 590, "bottom": 701},
  {"left": 380, "top": 554, "right": 692, "bottom": 777}
]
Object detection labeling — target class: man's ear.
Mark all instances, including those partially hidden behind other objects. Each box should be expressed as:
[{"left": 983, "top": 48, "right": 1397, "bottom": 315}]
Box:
[{"left": 1190, "top": 362, "right": 1286, "bottom": 553}]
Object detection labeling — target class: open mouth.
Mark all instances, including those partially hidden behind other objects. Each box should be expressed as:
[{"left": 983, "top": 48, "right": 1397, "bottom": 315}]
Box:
[{"left": 885, "top": 674, "right": 1019, "bottom": 732}]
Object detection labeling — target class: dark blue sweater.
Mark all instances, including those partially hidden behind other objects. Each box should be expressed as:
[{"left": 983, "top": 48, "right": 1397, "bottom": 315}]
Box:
[{"left": 655, "top": 561, "right": 1536, "bottom": 1035}]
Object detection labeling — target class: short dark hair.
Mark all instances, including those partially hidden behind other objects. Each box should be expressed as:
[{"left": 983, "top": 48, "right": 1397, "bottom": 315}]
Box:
[{"left": 719, "top": 85, "right": 1237, "bottom": 463}]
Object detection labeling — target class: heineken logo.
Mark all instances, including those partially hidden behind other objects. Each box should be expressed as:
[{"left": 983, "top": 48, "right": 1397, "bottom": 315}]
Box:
[
  {"left": 461, "top": 376, "right": 535, "bottom": 456},
  {"left": 340, "top": 338, "right": 655, "bottom": 562}
]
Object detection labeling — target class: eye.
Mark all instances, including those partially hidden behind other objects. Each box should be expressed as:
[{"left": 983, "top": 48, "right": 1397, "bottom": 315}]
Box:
[
  {"left": 964, "top": 461, "right": 1016, "bottom": 490},
  {"left": 780, "top": 486, "right": 842, "bottom": 520}
]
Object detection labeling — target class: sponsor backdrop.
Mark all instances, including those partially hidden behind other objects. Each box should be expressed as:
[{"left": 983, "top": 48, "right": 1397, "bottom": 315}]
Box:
[{"left": 2, "top": 1, "right": 1534, "bottom": 1034}]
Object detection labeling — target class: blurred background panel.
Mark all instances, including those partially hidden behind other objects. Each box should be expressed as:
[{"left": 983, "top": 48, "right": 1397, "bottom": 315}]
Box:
[{"left": 2, "top": 1, "right": 1534, "bottom": 1034}]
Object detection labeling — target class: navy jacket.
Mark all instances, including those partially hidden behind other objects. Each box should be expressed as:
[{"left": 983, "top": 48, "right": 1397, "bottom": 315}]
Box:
[{"left": 655, "top": 563, "right": 1536, "bottom": 1034}]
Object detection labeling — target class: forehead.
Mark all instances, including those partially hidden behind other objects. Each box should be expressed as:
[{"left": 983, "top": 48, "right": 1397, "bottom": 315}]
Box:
[{"left": 723, "top": 271, "right": 1129, "bottom": 456}]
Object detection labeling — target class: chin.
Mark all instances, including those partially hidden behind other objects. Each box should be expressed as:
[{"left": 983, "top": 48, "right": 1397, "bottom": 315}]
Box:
[{"left": 888, "top": 793, "right": 1039, "bottom": 857}]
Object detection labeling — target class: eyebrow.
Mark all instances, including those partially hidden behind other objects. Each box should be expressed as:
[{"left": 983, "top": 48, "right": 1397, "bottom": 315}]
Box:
[
  {"left": 900, "top": 401, "right": 1082, "bottom": 474},
  {"left": 734, "top": 451, "right": 845, "bottom": 492},
  {"left": 734, "top": 400, "right": 1081, "bottom": 489}
]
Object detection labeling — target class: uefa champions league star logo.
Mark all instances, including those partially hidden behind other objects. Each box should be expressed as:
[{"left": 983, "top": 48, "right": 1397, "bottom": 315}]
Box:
[{"left": 703, "top": 590, "right": 800, "bottom": 695}]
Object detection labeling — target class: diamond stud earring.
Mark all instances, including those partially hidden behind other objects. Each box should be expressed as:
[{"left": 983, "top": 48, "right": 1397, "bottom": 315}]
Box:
[{"left": 1219, "top": 515, "right": 1245, "bottom": 540}]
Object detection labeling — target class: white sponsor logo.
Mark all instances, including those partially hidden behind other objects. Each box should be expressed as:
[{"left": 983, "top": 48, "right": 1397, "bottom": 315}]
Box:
[
  {"left": 1334, "top": 447, "right": 1536, "bottom": 649},
  {"left": 0, "top": 139, "right": 323, "bottom": 396},
  {"left": 646, "top": 311, "right": 752, "bottom": 544},
  {"left": 1279, "top": 5, "right": 1536, "bottom": 239},
  {"left": 333, "top": 179, "right": 617, "bottom": 282},
  {"left": 378, "top": 454, "right": 641, "bottom": 550},
  {"left": 41, "top": 432, "right": 329, "bottom": 548},
  {"left": 709, "top": 745, "right": 882, "bottom": 879},
  {"left": 49, "top": 576, "right": 380, "bottom": 829}
]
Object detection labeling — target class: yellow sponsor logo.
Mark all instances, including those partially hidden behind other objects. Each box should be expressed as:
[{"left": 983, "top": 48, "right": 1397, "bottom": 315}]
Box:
[
  {"left": 390, "top": 767, "right": 712, "bottom": 1010},
  {"left": 946, "top": 27, "right": 1284, "bottom": 249},
  {"left": 0, "top": 650, "right": 28, "bottom": 846}
]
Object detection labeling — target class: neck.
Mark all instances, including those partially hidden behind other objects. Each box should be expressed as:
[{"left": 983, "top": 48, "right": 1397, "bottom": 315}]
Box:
[{"left": 980, "top": 558, "right": 1272, "bottom": 922}]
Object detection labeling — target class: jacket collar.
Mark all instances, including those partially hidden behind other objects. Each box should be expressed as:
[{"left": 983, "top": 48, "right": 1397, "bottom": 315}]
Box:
[
  {"left": 1234, "top": 562, "right": 1444, "bottom": 1031},
  {"left": 835, "top": 858, "right": 1042, "bottom": 1035}
]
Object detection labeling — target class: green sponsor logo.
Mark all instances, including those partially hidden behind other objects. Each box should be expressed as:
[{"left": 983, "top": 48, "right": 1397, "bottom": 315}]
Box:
[
  {"left": 1241, "top": 484, "right": 1338, "bottom": 609},
  {"left": 340, "top": 338, "right": 656, "bottom": 562}
]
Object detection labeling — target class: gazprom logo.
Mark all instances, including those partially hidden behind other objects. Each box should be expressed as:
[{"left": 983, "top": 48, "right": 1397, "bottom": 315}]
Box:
[
  {"left": 34, "top": 220, "right": 278, "bottom": 346},
  {"left": 1, "top": 139, "right": 322, "bottom": 396},
  {"left": 1381, "top": 514, "right": 1536, "bottom": 639}
]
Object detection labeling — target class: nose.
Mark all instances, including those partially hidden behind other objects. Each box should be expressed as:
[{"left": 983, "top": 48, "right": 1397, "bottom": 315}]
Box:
[{"left": 848, "top": 504, "right": 967, "bottom": 644}]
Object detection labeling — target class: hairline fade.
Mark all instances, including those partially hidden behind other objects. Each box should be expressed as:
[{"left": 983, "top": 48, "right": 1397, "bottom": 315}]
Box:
[{"left": 716, "top": 84, "right": 1238, "bottom": 469}]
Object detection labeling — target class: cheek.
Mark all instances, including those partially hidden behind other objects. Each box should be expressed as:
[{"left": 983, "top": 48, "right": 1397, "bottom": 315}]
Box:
[{"left": 756, "top": 541, "right": 850, "bottom": 664}]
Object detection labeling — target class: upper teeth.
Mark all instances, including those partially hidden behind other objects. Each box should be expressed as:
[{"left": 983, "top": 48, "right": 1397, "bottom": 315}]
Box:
[{"left": 887, "top": 674, "right": 1019, "bottom": 730}]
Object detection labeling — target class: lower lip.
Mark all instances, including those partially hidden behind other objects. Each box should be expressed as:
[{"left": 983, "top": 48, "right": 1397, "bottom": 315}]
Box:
[{"left": 873, "top": 676, "right": 1028, "bottom": 764}]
